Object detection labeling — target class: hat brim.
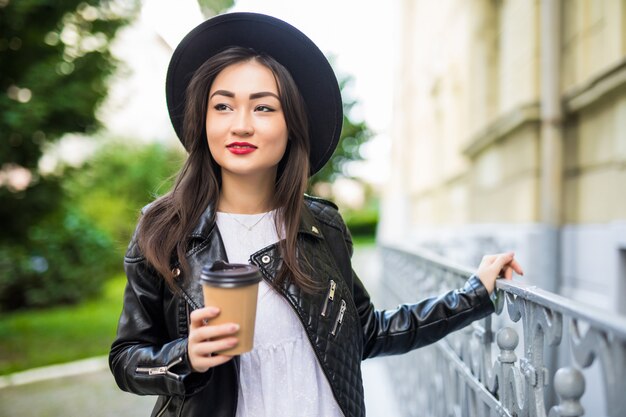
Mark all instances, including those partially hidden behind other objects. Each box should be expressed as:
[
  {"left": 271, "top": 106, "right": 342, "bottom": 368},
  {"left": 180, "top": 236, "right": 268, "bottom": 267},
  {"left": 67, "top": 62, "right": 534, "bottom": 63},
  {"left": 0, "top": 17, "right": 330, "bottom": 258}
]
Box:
[{"left": 166, "top": 12, "right": 343, "bottom": 176}]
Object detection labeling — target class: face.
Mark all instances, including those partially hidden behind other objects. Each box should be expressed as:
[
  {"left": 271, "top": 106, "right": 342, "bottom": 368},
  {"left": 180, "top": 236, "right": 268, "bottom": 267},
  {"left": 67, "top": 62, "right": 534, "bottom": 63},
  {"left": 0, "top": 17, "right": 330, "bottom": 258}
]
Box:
[{"left": 206, "top": 59, "right": 288, "bottom": 182}]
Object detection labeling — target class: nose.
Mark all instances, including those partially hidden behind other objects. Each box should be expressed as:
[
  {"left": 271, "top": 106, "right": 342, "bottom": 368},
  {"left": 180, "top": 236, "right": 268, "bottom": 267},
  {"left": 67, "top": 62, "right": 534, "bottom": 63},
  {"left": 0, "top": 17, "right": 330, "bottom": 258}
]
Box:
[{"left": 232, "top": 110, "right": 254, "bottom": 137}]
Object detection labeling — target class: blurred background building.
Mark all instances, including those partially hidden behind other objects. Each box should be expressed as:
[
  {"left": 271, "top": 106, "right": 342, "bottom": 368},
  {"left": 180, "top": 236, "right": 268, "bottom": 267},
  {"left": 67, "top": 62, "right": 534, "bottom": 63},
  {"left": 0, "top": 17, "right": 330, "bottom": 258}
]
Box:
[{"left": 380, "top": 0, "right": 626, "bottom": 314}]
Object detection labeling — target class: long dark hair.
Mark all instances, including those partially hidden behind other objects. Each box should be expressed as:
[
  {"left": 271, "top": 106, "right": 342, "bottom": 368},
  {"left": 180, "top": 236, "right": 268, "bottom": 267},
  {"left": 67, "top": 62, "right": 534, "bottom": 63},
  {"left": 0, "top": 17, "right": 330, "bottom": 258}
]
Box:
[{"left": 137, "top": 46, "right": 316, "bottom": 291}]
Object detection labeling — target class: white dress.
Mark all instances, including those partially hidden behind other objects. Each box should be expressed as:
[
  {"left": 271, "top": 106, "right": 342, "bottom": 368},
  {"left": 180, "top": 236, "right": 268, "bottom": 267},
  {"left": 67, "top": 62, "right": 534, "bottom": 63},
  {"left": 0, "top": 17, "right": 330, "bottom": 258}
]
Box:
[{"left": 215, "top": 211, "right": 344, "bottom": 417}]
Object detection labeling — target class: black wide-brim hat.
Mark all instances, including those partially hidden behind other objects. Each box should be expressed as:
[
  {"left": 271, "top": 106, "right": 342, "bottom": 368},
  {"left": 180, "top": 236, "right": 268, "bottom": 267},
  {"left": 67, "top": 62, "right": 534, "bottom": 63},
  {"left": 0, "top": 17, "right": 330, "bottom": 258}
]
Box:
[{"left": 166, "top": 12, "right": 343, "bottom": 175}]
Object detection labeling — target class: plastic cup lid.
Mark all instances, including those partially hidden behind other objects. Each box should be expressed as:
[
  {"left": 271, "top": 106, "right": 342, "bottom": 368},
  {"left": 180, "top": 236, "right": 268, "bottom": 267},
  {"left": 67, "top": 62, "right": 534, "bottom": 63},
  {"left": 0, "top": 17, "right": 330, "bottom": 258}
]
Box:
[{"left": 200, "top": 260, "right": 262, "bottom": 288}]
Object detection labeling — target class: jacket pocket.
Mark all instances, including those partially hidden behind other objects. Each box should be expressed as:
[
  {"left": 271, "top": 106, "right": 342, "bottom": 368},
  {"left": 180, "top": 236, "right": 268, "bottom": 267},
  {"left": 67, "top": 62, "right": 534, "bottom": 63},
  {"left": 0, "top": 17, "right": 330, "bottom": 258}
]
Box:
[
  {"left": 320, "top": 279, "right": 337, "bottom": 317},
  {"left": 330, "top": 299, "right": 347, "bottom": 336}
]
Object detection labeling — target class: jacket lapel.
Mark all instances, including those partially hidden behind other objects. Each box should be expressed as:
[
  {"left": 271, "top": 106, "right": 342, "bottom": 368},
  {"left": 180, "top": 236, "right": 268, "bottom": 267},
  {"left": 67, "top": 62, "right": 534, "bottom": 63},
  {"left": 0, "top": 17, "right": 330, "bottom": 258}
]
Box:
[
  {"left": 175, "top": 203, "right": 229, "bottom": 310},
  {"left": 175, "top": 201, "right": 325, "bottom": 310}
]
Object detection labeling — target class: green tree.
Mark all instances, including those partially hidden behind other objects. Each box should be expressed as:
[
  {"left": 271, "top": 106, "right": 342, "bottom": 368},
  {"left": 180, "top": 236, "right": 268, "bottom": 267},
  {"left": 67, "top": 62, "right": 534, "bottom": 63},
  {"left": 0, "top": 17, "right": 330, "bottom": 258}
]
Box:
[
  {"left": 309, "top": 72, "right": 371, "bottom": 189},
  {"left": 0, "top": 0, "right": 137, "bottom": 310},
  {"left": 0, "top": 0, "right": 137, "bottom": 238},
  {"left": 197, "top": 0, "right": 234, "bottom": 18}
]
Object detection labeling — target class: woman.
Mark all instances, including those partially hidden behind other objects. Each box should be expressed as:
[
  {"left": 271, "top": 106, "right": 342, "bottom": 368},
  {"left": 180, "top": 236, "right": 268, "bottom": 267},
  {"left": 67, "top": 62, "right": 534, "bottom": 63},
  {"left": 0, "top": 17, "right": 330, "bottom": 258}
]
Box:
[{"left": 109, "top": 12, "right": 523, "bottom": 417}]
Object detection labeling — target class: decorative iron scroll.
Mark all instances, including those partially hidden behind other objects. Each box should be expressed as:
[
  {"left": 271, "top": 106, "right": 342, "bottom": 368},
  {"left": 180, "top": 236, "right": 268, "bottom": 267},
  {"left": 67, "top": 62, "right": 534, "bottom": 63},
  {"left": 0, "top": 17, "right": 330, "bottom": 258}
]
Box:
[{"left": 379, "top": 245, "right": 626, "bottom": 417}]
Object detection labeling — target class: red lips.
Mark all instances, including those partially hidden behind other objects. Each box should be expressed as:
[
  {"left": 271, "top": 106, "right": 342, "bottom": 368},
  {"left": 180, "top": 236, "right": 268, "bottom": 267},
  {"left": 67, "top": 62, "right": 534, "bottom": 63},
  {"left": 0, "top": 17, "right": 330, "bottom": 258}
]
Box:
[{"left": 226, "top": 142, "right": 257, "bottom": 155}]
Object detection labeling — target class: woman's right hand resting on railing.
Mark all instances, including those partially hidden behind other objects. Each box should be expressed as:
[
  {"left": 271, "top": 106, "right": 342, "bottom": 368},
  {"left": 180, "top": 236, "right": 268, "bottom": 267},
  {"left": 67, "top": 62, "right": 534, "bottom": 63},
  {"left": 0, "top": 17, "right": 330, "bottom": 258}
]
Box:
[
  {"left": 188, "top": 306, "right": 239, "bottom": 373},
  {"left": 476, "top": 252, "right": 524, "bottom": 294}
]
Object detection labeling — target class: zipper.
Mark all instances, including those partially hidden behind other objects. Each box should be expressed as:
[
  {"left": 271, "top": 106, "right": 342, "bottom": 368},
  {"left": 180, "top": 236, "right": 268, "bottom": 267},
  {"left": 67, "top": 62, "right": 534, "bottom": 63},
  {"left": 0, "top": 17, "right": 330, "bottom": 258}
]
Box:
[
  {"left": 136, "top": 356, "right": 183, "bottom": 379},
  {"left": 330, "top": 299, "right": 347, "bottom": 336},
  {"left": 251, "top": 260, "right": 349, "bottom": 417},
  {"left": 320, "top": 279, "right": 337, "bottom": 317},
  {"left": 155, "top": 396, "right": 173, "bottom": 417}
]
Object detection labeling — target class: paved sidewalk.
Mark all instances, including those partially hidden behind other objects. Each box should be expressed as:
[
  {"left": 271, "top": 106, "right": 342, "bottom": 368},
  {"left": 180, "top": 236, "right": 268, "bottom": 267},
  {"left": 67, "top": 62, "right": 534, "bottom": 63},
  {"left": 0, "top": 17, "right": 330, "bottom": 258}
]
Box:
[
  {"left": 0, "top": 246, "right": 400, "bottom": 417},
  {"left": 0, "top": 366, "right": 153, "bottom": 417}
]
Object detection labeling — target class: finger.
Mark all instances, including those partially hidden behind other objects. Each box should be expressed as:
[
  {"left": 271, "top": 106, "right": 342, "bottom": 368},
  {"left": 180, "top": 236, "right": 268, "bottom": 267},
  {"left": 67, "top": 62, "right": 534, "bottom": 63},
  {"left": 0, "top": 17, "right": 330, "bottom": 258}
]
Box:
[
  {"left": 190, "top": 336, "right": 239, "bottom": 357},
  {"left": 481, "top": 254, "right": 498, "bottom": 267},
  {"left": 208, "top": 354, "right": 235, "bottom": 367},
  {"left": 191, "top": 323, "right": 240, "bottom": 342},
  {"left": 491, "top": 252, "right": 515, "bottom": 272},
  {"left": 509, "top": 259, "right": 525, "bottom": 276},
  {"left": 194, "top": 354, "right": 234, "bottom": 370},
  {"left": 190, "top": 307, "right": 220, "bottom": 329},
  {"left": 503, "top": 266, "right": 513, "bottom": 280}
]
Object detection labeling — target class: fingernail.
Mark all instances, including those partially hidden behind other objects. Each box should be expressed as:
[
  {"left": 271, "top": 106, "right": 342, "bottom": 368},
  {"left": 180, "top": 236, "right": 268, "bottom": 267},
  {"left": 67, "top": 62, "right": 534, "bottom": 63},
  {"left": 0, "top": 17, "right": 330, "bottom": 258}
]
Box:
[
  {"left": 231, "top": 324, "right": 240, "bottom": 332},
  {"left": 229, "top": 338, "right": 238, "bottom": 346},
  {"left": 207, "top": 307, "right": 219, "bottom": 314}
]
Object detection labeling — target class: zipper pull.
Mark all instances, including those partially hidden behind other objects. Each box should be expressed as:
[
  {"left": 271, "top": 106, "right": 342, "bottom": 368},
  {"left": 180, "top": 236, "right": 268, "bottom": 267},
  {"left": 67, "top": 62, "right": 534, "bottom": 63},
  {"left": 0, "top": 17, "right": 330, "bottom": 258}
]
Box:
[
  {"left": 331, "top": 299, "right": 347, "bottom": 336},
  {"left": 149, "top": 366, "right": 167, "bottom": 376},
  {"left": 135, "top": 356, "right": 184, "bottom": 379},
  {"left": 321, "top": 280, "right": 337, "bottom": 317}
]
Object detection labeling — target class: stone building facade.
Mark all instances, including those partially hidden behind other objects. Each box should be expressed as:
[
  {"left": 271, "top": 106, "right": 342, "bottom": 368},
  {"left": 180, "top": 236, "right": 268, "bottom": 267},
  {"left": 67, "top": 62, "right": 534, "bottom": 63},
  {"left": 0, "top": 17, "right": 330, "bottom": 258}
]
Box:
[{"left": 380, "top": 0, "right": 626, "bottom": 313}]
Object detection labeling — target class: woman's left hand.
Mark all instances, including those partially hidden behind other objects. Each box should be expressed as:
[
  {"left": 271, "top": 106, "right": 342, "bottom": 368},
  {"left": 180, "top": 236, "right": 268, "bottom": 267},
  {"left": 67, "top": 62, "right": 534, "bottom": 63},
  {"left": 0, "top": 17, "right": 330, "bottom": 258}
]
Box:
[{"left": 476, "top": 252, "right": 524, "bottom": 294}]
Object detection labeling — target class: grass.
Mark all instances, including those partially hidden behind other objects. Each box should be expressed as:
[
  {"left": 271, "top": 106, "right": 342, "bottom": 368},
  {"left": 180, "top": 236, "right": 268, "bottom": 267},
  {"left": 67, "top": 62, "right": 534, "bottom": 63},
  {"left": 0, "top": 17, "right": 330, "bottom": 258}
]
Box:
[{"left": 0, "top": 274, "right": 127, "bottom": 376}]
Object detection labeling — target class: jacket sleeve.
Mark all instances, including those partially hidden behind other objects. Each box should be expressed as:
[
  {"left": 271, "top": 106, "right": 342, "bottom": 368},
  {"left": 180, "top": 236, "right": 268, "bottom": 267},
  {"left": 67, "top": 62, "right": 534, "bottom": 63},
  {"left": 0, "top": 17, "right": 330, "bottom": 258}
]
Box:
[
  {"left": 332, "top": 216, "right": 495, "bottom": 359},
  {"left": 353, "top": 269, "right": 494, "bottom": 359},
  {"left": 108, "top": 235, "right": 211, "bottom": 396}
]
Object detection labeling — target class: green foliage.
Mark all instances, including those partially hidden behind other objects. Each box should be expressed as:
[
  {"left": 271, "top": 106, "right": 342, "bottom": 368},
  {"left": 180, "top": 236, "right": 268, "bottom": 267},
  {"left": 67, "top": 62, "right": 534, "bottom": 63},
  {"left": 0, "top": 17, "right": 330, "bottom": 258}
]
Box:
[
  {"left": 197, "top": 0, "right": 234, "bottom": 17},
  {"left": 1, "top": 0, "right": 137, "bottom": 170},
  {"left": 309, "top": 72, "right": 371, "bottom": 189},
  {"left": 0, "top": 1, "right": 137, "bottom": 310},
  {"left": 342, "top": 205, "right": 379, "bottom": 237},
  {"left": 0, "top": 176, "right": 64, "bottom": 240},
  {"left": 0, "top": 0, "right": 139, "bottom": 244},
  {"left": 64, "top": 141, "right": 185, "bottom": 248},
  {"left": 0, "top": 139, "right": 183, "bottom": 311},
  {"left": 0, "top": 208, "right": 117, "bottom": 311}
]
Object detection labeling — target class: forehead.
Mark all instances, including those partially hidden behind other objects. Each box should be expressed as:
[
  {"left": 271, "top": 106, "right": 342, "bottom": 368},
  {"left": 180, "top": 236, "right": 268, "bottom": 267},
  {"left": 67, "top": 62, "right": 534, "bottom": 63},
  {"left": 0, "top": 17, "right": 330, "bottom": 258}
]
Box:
[{"left": 210, "top": 60, "right": 279, "bottom": 93}]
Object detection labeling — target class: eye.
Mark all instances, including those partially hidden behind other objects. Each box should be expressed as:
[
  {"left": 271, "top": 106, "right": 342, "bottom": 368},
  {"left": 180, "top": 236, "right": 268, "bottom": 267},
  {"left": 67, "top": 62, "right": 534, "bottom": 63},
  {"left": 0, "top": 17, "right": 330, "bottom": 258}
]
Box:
[
  {"left": 214, "top": 103, "right": 231, "bottom": 111},
  {"left": 255, "top": 105, "right": 274, "bottom": 112}
]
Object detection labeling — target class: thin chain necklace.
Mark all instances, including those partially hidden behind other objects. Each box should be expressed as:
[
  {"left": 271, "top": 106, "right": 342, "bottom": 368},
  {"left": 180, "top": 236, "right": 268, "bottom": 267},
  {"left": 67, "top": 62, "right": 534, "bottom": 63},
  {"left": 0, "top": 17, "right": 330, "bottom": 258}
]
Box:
[{"left": 225, "top": 211, "right": 271, "bottom": 232}]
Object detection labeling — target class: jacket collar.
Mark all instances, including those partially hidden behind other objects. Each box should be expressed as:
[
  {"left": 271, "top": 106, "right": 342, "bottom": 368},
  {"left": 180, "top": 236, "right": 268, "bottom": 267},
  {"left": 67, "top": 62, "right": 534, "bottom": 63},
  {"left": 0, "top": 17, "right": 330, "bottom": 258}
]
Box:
[
  {"left": 299, "top": 203, "right": 325, "bottom": 240},
  {"left": 189, "top": 201, "right": 217, "bottom": 239},
  {"left": 178, "top": 199, "right": 325, "bottom": 309}
]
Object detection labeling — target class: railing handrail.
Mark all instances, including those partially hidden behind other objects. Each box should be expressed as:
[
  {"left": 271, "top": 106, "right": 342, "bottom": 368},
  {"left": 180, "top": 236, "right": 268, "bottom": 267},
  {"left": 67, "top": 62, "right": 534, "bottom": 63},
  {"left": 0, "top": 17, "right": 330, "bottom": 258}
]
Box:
[
  {"left": 382, "top": 242, "right": 626, "bottom": 339},
  {"left": 380, "top": 243, "right": 626, "bottom": 417}
]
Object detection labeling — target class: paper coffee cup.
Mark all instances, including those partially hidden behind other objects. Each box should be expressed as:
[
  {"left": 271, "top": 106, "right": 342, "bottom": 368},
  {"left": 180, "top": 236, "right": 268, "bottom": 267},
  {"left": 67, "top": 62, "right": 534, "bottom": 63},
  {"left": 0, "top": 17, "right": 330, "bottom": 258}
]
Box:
[{"left": 200, "top": 260, "right": 262, "bottom": 355}]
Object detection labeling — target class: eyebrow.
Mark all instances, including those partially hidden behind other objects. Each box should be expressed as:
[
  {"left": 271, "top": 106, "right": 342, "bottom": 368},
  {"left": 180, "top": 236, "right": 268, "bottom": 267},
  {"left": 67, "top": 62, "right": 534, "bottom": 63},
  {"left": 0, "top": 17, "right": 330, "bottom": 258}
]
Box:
[{"left": 209, "top": 90, "right": 280, "bottom": 100}]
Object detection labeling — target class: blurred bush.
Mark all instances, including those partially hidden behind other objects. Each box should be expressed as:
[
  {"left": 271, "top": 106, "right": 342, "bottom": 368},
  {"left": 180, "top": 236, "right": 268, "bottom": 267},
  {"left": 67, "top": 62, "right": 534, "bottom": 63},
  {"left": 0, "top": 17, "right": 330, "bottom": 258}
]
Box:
[
  {"left": 0, "top": 141, "right": 183, "bottom": 311},
  {"left": 342, "top": 198, "right": 379, "bottom": 238},
  {"left": 344, "top": 208, "right": 379, "bottom": 237},
  {"left": 0, "top": 208, "right": 115, "bottom": 310},
  {"left": 63, "top": 141, "right": 184, "bottom": 250}
]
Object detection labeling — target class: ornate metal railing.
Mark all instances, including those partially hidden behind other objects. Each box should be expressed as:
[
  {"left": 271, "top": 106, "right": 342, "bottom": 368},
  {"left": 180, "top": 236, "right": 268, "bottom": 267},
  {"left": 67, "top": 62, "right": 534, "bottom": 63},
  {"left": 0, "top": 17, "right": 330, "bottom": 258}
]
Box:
[{"left": 379, "top": 244, "right": 626, "bottom": 417}]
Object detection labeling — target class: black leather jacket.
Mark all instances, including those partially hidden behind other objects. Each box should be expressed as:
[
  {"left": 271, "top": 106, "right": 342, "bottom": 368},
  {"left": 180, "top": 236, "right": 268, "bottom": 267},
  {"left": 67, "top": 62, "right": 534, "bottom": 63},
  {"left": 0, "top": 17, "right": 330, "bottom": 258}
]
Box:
[{"left": 109, "top": 196, "right": 494, "bottom": 417}]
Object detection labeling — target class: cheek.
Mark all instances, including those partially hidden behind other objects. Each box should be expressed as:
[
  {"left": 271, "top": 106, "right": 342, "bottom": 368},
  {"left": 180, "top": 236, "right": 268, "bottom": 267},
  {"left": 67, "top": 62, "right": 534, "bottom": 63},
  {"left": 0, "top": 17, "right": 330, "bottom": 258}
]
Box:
[
  {"left": 205, "top": 131, "right": 222, "bottom": 165},
  {"left": 205, "top": 118, "right": 223, "bottom": 148},
  {"left": 270, "top": 131, "right": 289, "bottom": 161}
]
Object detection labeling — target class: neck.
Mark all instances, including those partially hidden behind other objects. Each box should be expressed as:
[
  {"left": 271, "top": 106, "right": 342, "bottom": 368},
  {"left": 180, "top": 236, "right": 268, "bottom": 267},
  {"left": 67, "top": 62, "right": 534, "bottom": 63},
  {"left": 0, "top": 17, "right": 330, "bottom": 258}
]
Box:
[{"left": 218, "top": 171, "right": 276, "bottom": 214}]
